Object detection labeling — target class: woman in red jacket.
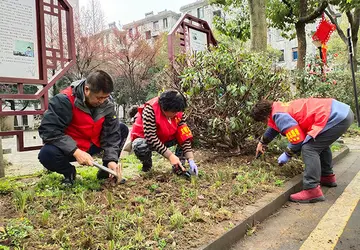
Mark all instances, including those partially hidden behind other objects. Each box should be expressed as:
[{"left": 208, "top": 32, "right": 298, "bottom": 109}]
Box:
[
  {"left": 251, "top": 98, "right": 353, "bottom": 203},
  {"left": 131, "top": 90, "right": 198, "bottom": 177}
]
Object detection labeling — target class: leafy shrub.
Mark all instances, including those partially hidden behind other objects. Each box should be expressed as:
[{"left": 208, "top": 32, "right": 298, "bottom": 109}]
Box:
[
  {"left": 179, "top": 44, "right": 291, "bottom": 149},
  {"left": 295, "top": 54, "right": 360, "bottom": 115}
]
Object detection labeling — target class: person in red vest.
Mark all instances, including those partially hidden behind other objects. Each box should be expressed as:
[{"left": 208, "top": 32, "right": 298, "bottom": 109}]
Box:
[
  {"left": 130, "top": 90, "right": 198, "bottom": 177},
  {"left": 38, "top": 70, "right": 129, "bottom": 185},
  {"left": 251, "top": 98, "right": 353, "bottom": 203}
]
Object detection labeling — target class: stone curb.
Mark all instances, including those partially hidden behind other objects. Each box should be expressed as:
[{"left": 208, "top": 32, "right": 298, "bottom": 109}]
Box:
[{"left": 202, "top": 146, "right": 350, "bottom": 250}]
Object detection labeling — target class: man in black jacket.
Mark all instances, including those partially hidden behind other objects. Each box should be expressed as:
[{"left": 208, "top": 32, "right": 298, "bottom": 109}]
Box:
[{"left": 38, "top": 70, "right": 129, "bottom": 185}]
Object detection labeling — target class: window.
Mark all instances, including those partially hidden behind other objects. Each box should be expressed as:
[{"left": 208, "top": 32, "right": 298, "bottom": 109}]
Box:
[
  {"left": 153, "top": 21, "right": 159, "bottom": 31},
  {"left": 145, "top": 30, "right": 151, "bottom": 40},
  {"left": 22, "top": 115, "right": 28, "bottom": 126},
  {"left": 197, "top": 7, "right": 204, "bottom": 19},
  {"left": 292, "top": 47, "right": 298, "bottom": 61},
  {"left": 213, "top": 10, "right": 221, "bottom": 17},
  {"left": 163, "top": 18, "right": 168, "bottom": 29},
  {"left": 279, "top": 49, "right": 285, "bottom": 62}
]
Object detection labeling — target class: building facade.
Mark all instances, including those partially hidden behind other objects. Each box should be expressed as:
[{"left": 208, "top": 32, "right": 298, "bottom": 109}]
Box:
[
  {"left": 180, "top": 0, "right": 223, "bottom": 29},
  {"left": 122, "top": 10, "right": 181, "bottom": 41},
  {"left": 179, "top": 0, "right": 319, "bottom": 69}
]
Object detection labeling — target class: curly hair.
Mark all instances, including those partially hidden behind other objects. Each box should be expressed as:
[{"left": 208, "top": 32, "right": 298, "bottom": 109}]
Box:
[
  {"left": 159, "top": 90, "right": 187, "bottom": 112},
  {"left": 251, "top": 100, "right": 273, "bottom": 122}
]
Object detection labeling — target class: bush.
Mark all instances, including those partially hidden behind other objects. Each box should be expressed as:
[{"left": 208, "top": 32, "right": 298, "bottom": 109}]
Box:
[
  {"left": 176, "top": 44, "right": 291, "bottom": 149},
  {"left": 295, "top": 55, "right": 360, "bottom": 116}
]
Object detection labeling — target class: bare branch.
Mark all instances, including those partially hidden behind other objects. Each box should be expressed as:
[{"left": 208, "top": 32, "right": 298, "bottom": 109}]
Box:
[
  {"left": 324, "top": 9, "right": 347, "bottom": 44},
  {"left": 298, "top": 1, "right": 328, "bottom": 23}
]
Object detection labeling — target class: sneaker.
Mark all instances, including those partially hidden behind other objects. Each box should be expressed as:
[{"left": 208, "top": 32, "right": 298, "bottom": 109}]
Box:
[
  {"left": 290, "top": 185, "right": 325, "bottom": 203},
  {"left": 320, "top": 174, "right": 337, "bottom": 187},
  {"left": 62, "top": 172, "right": 76, "bottom": 186}
]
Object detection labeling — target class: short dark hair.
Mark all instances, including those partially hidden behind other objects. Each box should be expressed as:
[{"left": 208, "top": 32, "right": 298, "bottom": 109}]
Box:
[
  {"left": 159, "top": 90, "right": 187, "bottom": 112},
  {"left": 86, "top": 70, "right": 114, "bottom": 93},
  {"left": 251, "top": 100, "right": 273, "bottom": 122}
]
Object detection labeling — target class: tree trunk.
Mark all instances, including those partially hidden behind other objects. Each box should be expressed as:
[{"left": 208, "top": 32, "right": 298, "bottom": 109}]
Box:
[
  {"left": 352, "top": 8, "right": 360, "bottom": 71},
  {"left": 248, "top": 0, "right": 267, "bottom": 51},
  {"left": 295, "top": 22, "right": 307, "bottom": 70}
]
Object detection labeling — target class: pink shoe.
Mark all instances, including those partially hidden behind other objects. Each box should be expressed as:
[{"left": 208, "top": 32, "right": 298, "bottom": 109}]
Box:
[
  {"left": 290, "top": 185, "right": 325, "bottom": 203},
  {"left": 321, "top": 174, "right": 337, "bottom": 187}
]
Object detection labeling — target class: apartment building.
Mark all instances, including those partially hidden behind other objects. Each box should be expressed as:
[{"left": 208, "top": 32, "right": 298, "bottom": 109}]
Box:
[
  {"left": 180, "top": 0, "right": 318, "bottom": 69},
  {"left": 180, "top": 0, "right": 223, "bottom": 29},
  {"left": 122, "top": 10, "right": 181, "bottom": 40}
]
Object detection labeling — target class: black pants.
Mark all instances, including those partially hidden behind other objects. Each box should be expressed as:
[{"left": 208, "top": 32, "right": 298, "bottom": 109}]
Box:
[
  {"left": 132, "top": 138, "right": 184, "bottom": 167},
  {"left": 38, "top": 123, "right": 129, "bottom": 178},
  {"left": 302, "top": 110, "right": 354, "bottom": 189}
]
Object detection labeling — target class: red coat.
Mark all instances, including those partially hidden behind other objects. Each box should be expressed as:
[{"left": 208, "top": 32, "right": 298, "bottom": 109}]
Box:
[
  {"left": 267, "top": 98, "right": 332, "bottom": 139},
  {"left": 131, "top": 97, "right": 183, "bottom": 143},
  {"left": 61, "top": 87, "right": 104, "bottom": 151}
]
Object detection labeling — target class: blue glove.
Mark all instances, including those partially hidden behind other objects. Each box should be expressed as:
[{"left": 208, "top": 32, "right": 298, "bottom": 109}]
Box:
[
  {"left": 278, "top": 152, "right": 291, "bottom": 165},
  {"left": 188, "top": 159, "right": 198, "bottom": 175}
]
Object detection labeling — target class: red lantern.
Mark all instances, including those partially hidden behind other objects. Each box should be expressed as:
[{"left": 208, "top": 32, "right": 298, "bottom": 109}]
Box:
[{"left": 312, "top": 15, "right": 336, "bottom": 44}]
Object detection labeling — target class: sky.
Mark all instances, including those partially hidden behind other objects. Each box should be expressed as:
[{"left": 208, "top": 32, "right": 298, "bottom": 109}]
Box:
[{"left": 79, "top": 0, "right": 196, "bottom": 26}]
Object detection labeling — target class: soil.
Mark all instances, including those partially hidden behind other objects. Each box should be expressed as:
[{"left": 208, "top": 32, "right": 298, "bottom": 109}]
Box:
[{"left": 0, "top": 148, "right": 304, "bottom": 249}]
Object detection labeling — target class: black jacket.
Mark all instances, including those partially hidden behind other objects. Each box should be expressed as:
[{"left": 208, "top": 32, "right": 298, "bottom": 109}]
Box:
[{"left": 38, "top": 80, "right": 121, "bottom": 163}]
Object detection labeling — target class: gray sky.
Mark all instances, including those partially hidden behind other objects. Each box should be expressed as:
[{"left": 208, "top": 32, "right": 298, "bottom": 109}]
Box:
[{"left": 79, "top": 0, "right": 196, "bottom": 26}]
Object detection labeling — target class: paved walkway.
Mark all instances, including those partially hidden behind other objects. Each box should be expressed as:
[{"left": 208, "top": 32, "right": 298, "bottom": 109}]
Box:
[
  {"left": 2, "top": 130, "right": 44, "bottom": 176},
  {"left": 232, "top": 137, "right": 360, "bottom": 250}
]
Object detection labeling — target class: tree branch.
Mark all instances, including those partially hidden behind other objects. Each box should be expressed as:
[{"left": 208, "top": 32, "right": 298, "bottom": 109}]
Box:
[
  {"left": 281, "top": 0, "right": 294, "bottom": 17},
  {"left": 298, "top": 1, "right": 328, "bottom": 23},
  {"left": 324, "top": 9, "right": 347, "bottom": 44}
]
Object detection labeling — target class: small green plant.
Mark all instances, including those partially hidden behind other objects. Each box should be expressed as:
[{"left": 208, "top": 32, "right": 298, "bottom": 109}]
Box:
[
  {"left": 40, "top": 210, "right": 51, "bottom": 227},
  {"left": 108, "top": 240, "right": 116, "bottom": 250},
  {"left": 149, "top": 183, "right": 159, "bottom": 192},
  {"left": 274, "top": 179, "right": 285, "bottom": 187},
  {"left": 106, "top": 191, "right": 114, "bottom": 208},
  {"left": 170, "top": 211, "right": 186, "bottom": 229},
  {"left": 13, "top": 190, "right": 28, "bottom": 213},
  {"left": 134, "top": 196, "right": 147, "bottom": 204},
  {"left": 246, "top": 225, "right": 257, "bottom": 236},
  {"left": 136, "top": 204, "right": 145, "bottom": 216},
  {"left": 77, "top": 192, "right": 87, "bottom": 217},
  {"left": 3, "top": 218, "right": 33, "bottom": 247},
  {"left": 158, "top": 238, "right": 167, "bottom": 249},
  {"left": 153, "top": 223, "right": 163, "bottom": 240},
  {"left": 169, "top": 200, "right": 176, "bottom": 215},
  {"left": 52, "top": 227, "right": 70, "bottom": 247},
  {"left": 189, "top": 206, "right": 202, "bottom": 222},
  {"left": 105, "top": 216, "right": 115, "bottom": 240},
  {"left": 134, "top": 228, "right": 145, "bottom": 243}
]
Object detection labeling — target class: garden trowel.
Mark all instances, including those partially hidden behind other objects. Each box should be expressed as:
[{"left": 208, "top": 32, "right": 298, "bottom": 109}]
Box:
[{"left": 92, "top": 161, "right": 125, "bottom": 185}]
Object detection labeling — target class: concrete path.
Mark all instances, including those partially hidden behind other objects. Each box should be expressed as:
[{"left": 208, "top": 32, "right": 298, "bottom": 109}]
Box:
[
  {"left": 232, "top": 137, "right": 360, "bottom": 250},
  {"left": 2, "top": 130, "right": 43, "bottom": 176}
]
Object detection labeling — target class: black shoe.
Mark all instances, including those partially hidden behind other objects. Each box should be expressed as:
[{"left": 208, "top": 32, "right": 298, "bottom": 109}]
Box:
[
  {"left": 97, "top": 170, "right": 110, "bottom": 180},
  {"left": 62, "top": 166, "right": 76, "bottom": 186},
  {"left": 62, "top": 173, "right": 75, "bottom": 186}
]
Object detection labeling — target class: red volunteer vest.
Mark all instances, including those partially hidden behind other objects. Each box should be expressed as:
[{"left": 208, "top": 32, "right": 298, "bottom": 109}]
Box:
[
  {"left": 61, "top": 87, "right": 105, "bottom": 151},
  {"left": 131, "top": 97, "right": 182, "bottom": 143},
  {"left": 267, "top": 98, "right": 332, "bottom": 139}
]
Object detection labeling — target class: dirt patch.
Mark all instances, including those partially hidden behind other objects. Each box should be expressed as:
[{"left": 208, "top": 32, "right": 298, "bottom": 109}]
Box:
[{"left": 0, "top": 149, "right": 303, "bottom": 249}]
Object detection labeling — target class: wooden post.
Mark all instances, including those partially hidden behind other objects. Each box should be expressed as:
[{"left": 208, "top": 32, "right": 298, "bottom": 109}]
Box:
[{"left": 0, "top": 125, "right": 4, "bottom": 178}]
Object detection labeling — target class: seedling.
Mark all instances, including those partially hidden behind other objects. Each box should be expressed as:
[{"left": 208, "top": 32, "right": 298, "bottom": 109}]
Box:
[
  {"left": 153, "top": 223, "right": 163, "bottom": 240},
  {"left": 106, "top": 191, "right": 114, "bottom": 208},
  {"left": 40, "top": 210, "right": 51, "bottom": 227},
  {"left": 105, "top": 216, "right": 115, "bottom": 240},
  {"left": 170, "top": 211, "right": 186, "bottom": 229},
  {"left": 13, "top": 189, "right": 28, "bottom": 213}
]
